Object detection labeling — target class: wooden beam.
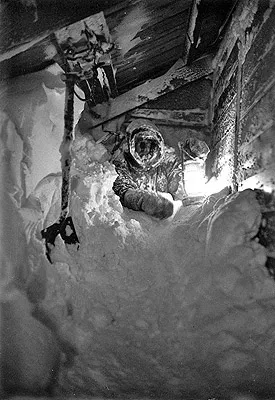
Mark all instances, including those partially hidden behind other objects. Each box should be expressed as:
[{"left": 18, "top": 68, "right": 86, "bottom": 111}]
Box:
[
  {"left": 84, "top": 55, "right": 213, "bottom": 129},
  {"left": 129, "top": 108, "right": 208, "bottom": 126},
  {"left": 0, "top": 33, "right": 50, "bottom": 64}
]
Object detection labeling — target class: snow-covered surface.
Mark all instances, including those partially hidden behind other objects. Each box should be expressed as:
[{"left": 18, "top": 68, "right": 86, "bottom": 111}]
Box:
[
  {"left": 1, "top": 68, "right": 275, "bottom": 400},
  {"left": 0, "top": 64, "right": 83, "bottom": 197},
  {"left": 20, "top": 159, "right": 275, "bottom": 398}
]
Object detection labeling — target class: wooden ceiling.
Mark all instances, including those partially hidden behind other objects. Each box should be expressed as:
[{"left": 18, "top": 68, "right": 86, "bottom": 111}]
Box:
[{"left": 0, "top": 0, "right": 237, "bottom": 100}]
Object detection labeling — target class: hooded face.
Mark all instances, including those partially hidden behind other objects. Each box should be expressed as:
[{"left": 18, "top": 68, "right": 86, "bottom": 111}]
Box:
[{"left": 127, "top": 121, "right": 165, "bottom": 170}]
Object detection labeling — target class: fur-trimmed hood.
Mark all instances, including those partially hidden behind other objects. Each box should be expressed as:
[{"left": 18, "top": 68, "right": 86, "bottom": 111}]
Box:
[{"left": 126, "top": 119, "right": 165, "bottom": 170}]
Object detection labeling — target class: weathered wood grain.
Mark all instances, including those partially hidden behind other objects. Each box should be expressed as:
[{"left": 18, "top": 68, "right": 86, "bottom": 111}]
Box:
[{"left": 129, "top": 107, "right": 208, "bottom": 126}]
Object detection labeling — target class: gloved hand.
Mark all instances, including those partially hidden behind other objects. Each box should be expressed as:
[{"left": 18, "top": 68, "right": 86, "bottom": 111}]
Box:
[
  {"left": 141, "top": 191, "right": 174, "bottom": 219},
  {"left": 123, "top": 189, "right": 174, "bottom": 219}
]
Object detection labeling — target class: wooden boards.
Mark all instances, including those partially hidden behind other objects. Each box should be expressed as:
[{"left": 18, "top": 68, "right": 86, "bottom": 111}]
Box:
[
  {"left": 129, "top": 108, "right": 208, "bottom": 126},
  {"left": 87, "top": 55, "right": 213, "bottom": 128}
]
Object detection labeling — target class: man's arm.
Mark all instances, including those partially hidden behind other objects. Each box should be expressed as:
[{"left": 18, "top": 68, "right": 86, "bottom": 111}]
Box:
[{"left": 113, "top": 160, "right": 173, "bottom": 219}]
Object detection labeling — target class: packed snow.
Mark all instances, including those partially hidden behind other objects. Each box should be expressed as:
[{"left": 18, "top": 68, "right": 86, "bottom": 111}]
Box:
[
  {"left": 21, "top": 152, "right": 275, "bottom": 399},
  {"left": 1, "top": 67, "right": 275, "bottom": 399}
]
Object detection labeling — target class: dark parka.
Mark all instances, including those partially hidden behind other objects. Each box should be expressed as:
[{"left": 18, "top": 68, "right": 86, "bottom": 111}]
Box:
[{"left": 112, "top": 120, "right": 182, "bottom": 219}]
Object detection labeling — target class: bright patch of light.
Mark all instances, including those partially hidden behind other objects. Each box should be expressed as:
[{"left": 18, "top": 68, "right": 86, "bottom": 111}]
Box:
[
  {"left": 184, "top": 160, "right": 230, "bottom": 197},
  {"left": 203, "top": 176, "right": 230, "bottom": 196},
  {"left": 240, "top": 175, "right": 274, "bottom": 193},
  {"left": 184, "top": 161, "right": 207, "bottom": 196}
]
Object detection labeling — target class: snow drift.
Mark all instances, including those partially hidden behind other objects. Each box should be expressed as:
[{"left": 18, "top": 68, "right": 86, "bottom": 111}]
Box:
[
  {"left": 17, "top": 149, "right": 274, "bottom": 399},
  {"left": 1, "top": 67, "right": 275, "bottom": 399}
]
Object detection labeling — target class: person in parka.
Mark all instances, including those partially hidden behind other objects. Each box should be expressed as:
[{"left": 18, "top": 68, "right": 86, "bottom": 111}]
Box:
[{"left": 112, "top": 120, "right": 208, "bottom": 220}]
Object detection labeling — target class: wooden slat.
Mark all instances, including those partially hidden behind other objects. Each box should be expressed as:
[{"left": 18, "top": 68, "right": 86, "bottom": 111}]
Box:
[
  {"left": 114, "top": 23, "right": 187, "bottom": 70},
  {"left": 115, "top": 45, "right": 186, "bottom": 93},
  {"left": 129, "top": 108, "right": 208, "bottom": 126},
  {"left": 84, "top": 56, "right": 213, "bottom": 129}
]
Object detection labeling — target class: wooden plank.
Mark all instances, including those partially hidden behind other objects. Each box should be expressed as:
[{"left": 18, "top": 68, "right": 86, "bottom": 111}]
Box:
[
  {"left": 0, "top": 36, "right": 54, "bottom": 81},
  {"left": 129, "top": 108, "right": 208, "bottom": 126},
  {"left": 143, "top": 78, "right": 212, "bottom": 110},
  {"left": 84, "top": 55, "right": 213, "bottom": 129},
  {"left": 0, "top": 34, "right": 49, "bottom": 64},
  {"left": 115, "top": 45, "right": 186, "bottom": 93},
  {"left": 114, "top": 28, "right": 186, "bottom": 72}
]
